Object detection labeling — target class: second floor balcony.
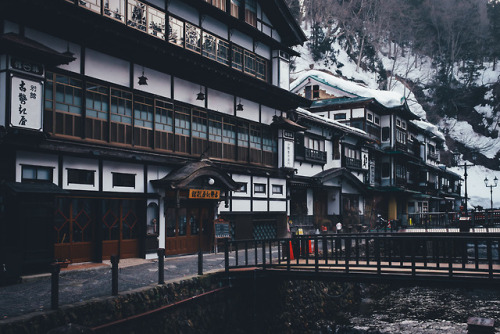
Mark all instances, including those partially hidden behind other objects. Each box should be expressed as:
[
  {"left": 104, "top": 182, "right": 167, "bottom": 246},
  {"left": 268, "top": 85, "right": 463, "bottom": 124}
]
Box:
[
  {"left": 345, "top": 157, "right": 362, "bottom": 169},
  {"left": 304, "top": 148, "right": 327, "bottom": 164}
]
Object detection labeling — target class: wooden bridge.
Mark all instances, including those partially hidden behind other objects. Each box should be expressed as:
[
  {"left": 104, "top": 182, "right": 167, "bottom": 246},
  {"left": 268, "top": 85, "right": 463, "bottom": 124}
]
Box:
[{"left": 223, "top": 232, "right": 500, "bottom": 286}]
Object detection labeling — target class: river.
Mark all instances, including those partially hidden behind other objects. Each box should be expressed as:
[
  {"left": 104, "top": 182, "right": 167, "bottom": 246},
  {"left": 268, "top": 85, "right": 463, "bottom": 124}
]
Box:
[{"left": 333, "top": 286, "right": 500, "bottom": 333}]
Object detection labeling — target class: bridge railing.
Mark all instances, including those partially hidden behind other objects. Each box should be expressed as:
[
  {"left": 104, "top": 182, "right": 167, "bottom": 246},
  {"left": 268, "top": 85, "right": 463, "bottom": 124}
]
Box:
[{"left": 224, "top": 233, "right": 500, "bottom": 280}]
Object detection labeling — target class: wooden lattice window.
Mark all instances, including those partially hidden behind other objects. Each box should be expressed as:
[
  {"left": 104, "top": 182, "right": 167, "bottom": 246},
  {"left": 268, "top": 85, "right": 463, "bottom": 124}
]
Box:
[
  {"left": 45, "top": 72, "right": 83, "bottom": 138},
  {"left": 110, "top": 88, "right": 132, "bottom": 145},
  {"left": 154, "top": 99, "right": 174, "bottom": 151},
  {"left": 168, "top": 16, "right": 184, "bottom": 47},
  {"left": 185, "top": 23, "right": 201, "bottom": 53},
  {"left": 86, "top": 82, "right": 109, "bottom": 141},
  {"left": 103, "top": 0, "right": 126, "bottom": 23},
  {"left": 174, "top": 105, "right": 191, "bottom": 153},
  {"left": 232, "top": 45, "right": 243, "bottom": 71},
  {"left": 134, "top": 95, "right": 154, "bottom": 148}
]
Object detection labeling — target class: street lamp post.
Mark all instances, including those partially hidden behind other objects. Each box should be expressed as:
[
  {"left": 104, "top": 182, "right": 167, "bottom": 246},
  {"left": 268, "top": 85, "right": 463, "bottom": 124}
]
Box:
[
  {"left": 453, "top": 152, "right": 476, "bottom": 217},
  {"left": 484, "top": 176, "right": 498, "bottom": 210}
]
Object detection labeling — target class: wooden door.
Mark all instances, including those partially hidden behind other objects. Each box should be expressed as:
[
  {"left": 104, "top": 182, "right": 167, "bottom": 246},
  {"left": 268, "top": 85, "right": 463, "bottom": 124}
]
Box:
[
  {"left": 54, "top": 198, "right": 94, "bottom": 263},
  {"left": 165, "top": 205, "right": 213, "bottom": 256},
  {"left": 101, "top": 199, "right": 140, "bottom": 260}
]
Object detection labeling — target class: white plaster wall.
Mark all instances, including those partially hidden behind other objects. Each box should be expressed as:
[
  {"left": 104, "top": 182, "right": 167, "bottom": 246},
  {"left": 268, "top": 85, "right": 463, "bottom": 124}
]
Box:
[
  {"left": 255, "top": 42, "right": 271, "bottom": 60},
  {"left": 24, "top": 28, "right": 81, "bottom": 74},
  {"left": 62, "top": 157, "right": 99, "bottom": 191},
  {"left": 271, "top": 29, "right": 281, "bottom": 42},
  {"left": 253, "top": 200, "right": 267, "bottom": 211},
  {"left": 16, "top": 151, "right": 58, "bottom": 184},
  {"left": 102, "top": 161, "right": 144, "bottom": 193},
  {"left": 261, "top": 105, "right": 277, "bottom": 125},
  {"left": 168, "top": 0, "right": 198, "bottom": 24},
  {"left": 133, "top": 64, "right": 171, "bottom": 98},
  {"left": 201, "top": 15, "right": 228, "bottom": 39},
  {"left": 279, "top": 59, "right": 290, "bottom": 90},
  {"left": 328, "top": 189, "right": 341, "bottom": 215},
  {"left": 173, "top": 77, "right": 205, "bottom": 108},
  {"left": 235, "top": 98, "right": 259, "bottom": 121},
  {"left": 147, "top": 0, "right": 165, "bottom": 10},
  {"left": 381, "top": 115, "right": 391, "bottom": 127},
  {"left": 230, "top": 29, "right": 253, "bottom": 51},
  {"left": 269, "top": 200, "right": 286, "bottom": 212},
  {"left": 207, "top": 88, "right": 234, "bottom": 115},
  {"left": 342, "top": 182, "right": 359, "bottom": 195},
  {"left": 294, "top": 162, "right": 324, "bottom": 177},
  {"left": 352, "top": 108, "right": 364, "bottom": 118},
  {"left": 85, "top": 49, "right": 129, "bottom": 87},
  {"left": 231, "top": 199, "right": 251, "bottom": 212},
  {"left": 147, "top": 165, "right": 172, "bottom": 193},
  {"left": 0, "top": 71, "right": 5, "bottom": 127}
]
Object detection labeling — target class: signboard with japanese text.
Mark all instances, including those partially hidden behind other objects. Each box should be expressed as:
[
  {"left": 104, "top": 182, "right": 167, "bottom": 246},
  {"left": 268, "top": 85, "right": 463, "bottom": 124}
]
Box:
[
  {"left": 283, "top": 140, "right": 294, "bottom": 168},
  {"left": 189, "top": 189, "right": 220, "bottom": 200},
  {"left": 361, "top": 151, "right": 369, "bottom": 170},
  {"left": 10, "top": 76, "right": 43, "bottom": 131}
]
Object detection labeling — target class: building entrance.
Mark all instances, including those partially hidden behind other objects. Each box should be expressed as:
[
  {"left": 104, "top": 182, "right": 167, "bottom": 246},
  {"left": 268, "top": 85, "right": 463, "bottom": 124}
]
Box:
[{"left": 165, "top": 203, "right": 213, "bottom": 256}]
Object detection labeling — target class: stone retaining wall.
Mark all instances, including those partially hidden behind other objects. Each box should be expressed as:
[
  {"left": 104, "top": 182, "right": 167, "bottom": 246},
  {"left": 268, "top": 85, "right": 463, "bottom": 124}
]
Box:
[{"left": 0, "top": 273, "right": 385, "bottom": 334}]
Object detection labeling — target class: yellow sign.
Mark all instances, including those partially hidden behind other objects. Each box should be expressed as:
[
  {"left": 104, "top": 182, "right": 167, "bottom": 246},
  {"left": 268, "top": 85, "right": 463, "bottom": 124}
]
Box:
[{"left": 189, "top": 189, "right": 220, "bottom": 199}]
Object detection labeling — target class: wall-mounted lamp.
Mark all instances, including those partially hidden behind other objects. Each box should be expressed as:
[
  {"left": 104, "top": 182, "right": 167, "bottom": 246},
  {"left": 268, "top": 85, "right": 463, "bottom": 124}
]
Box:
[
  {"left": 138, "top": 70, "right": 148, "bottom": 86},
  {"left": 196, "top": 86, "right": 205, "bottom": 101},
  {"left": 62, "top": 42, "right": 74, "bottom": 58},
  {"left": 208, "top": 177, "right": 215, "bottom": 185},
  {"left": 236, "top": 99, "right": 244, "bottom": 111}
]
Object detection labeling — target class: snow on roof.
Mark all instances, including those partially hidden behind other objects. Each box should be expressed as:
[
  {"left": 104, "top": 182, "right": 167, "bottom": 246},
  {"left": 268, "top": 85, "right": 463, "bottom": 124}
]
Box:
[
  {"left": 411, "top": 119, "right": 445, "bottom": 142},
  {"left": 296, "top": 107, "right": 369, "bottom": 138},
  {"left": 291, "top": 70, "right": 406, "bottom": 109}
]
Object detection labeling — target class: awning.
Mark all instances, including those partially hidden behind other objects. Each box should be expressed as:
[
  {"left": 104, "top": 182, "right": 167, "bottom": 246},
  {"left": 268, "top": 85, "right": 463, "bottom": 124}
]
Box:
[
  {"left": 2, "top": 181, "right": 68, "bottom": 195},
  {"left": 151, "top": 159, "right": 239, "bottom": 191},
  {"left": 0, "top": 33, "right": 75, "bottom": 66},
  {"left": 271, "top": 115, "right": 308, "bottom": 132}
]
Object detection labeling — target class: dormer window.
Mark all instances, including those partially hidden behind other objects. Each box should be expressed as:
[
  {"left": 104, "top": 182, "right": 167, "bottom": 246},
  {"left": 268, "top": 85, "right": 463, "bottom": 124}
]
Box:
[{"left": 312, "top": 85, "right": 320, "bottom": 99}]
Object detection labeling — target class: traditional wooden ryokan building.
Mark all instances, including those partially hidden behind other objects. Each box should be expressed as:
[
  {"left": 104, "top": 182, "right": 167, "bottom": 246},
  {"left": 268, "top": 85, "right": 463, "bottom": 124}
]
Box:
[{"left": 0, "top": 0, "right": 308, "bottom": 279}]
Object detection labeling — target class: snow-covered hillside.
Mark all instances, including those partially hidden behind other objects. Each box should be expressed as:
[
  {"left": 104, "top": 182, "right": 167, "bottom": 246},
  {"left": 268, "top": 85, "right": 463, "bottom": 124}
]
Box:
[{"left": 291, "top": 30, "right": 500, "bottom": 209}]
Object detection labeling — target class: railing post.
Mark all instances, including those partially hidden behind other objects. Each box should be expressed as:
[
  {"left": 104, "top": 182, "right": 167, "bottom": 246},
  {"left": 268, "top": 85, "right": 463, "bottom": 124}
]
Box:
[
  {"left": 323, "top": 236, "right": 328, "bottom": 266},
  {"left": 314, "top": 237, "right": 319, "bottom": 272},
  {"left": 197, "top": 248, "right": 203, "bottom": 276},
  {"left": 262, "top": 241, "right": 266, "bottom": 270},
  {"left": 487, "top": 239, "right": 493, "bottom": 280},
  {"left": 50, "top": 262, "right": 60, "bottom": 310},
  {"left": 448, "top": 240, "right": 453, "bottom": 278},
  {"left": 345, "top": 236, "right": 350, "bottom": 274},
  {"left": 157, "top": 248, "right": 165, "bottom": 283},
  {"left": 375, "top": 237, "right": 381, "bottom": 275},
  {"left": 111, "top": 254, "right": 119, "bottom": 296},
  {"left": 224, "top": 239, "right": 229, "bottom": 273},
  {"left": 411, "top": 240, "right": 416, "bottom": 277},
  {"left": 287, "top": 240, "right": 291, "bottom": 271}
]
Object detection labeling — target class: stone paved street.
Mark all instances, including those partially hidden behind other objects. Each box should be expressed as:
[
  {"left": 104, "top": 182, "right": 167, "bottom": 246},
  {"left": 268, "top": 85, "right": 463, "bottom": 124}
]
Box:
[{"left": 0, "top": 252, "right": 229, "bottom": 320}]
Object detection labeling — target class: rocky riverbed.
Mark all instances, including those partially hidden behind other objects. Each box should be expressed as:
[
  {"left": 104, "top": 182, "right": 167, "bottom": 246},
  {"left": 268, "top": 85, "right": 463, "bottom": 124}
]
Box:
[{"left": 334, "top": 286, "right": 500, "bottom": 333}]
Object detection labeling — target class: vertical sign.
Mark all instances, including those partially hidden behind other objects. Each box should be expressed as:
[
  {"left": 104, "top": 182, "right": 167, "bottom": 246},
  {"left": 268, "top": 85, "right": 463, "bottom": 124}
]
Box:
[
  {"left": 283, "top": 140, "right": 294, "bottom": 169},
  {"left": 10, "top": 76, "right": 43, "bottom": 131},
  {"left": 361, "top": 151, "right": 369, "bottom": 170}
]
